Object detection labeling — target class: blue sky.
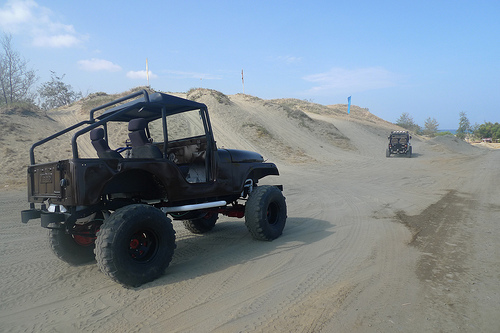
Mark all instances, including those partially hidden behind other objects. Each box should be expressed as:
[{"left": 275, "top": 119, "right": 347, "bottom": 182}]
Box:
[{"left": 1, "top": 0, "right": 499, "bottom": 129}]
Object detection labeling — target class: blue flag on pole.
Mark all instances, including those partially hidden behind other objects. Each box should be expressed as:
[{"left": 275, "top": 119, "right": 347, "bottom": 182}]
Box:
[{"left": 347, "top": 96, "right": 351, "bottom": 114}]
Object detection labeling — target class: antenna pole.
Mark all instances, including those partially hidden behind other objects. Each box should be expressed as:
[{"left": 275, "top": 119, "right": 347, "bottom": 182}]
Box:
[{"left": 241, "top": 69, "right": 245, "bottom": 94}]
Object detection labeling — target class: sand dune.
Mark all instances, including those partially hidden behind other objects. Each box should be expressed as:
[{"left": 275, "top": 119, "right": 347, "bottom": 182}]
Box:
[{"left": 1, "top": 88, "right": 499, "bottom": 332}]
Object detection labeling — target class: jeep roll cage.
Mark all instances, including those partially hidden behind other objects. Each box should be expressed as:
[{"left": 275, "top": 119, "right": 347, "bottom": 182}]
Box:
[{"left": 28, "top": 90, "right": 213, "bottom": 163}]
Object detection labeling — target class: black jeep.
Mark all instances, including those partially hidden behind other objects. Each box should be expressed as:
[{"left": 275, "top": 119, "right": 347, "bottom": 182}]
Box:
[
  {"left": 386, "top": 130, "right": 412, "bottom": 157},
  {"left": 21, "top": 90, "right": 287, "bottom": 286}
]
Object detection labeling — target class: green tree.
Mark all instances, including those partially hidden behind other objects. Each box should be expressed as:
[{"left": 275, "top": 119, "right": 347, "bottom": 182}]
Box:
[
  {"left": 0, "top": 34, "right": 38, "bottom": 105},
  {"left": 456, "top": 111, "right": 471, "bottom": 140},
  {"left": 38, "top": 71, "right": 82, "bottom": 110},
  {"left": 475, "top": 122, "right": 500, "bottom": 141},
  {"left": 423, "top": 117, "right": 439, "bottom": 137},
  {"left": 436, "top": 131, "right": 454, "bottom": 136},
  {"left": 396, "top": 112, "right": 421, "bottom": 133}
]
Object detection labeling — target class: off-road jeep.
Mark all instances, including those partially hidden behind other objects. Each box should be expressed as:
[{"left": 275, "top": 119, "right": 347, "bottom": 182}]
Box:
[
  {"left": 21, "top": 90, "right": 287, "bottom": 287},
  {"left": 386, "top": 130, "right": 412, "bottom": 158}
]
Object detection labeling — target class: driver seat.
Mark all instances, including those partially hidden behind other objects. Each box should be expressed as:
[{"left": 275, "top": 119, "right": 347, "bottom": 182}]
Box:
[
  {"left": 90, "top": 128, "right": 123, "bottom": 159},
  {"left": 128, "top": 118, "right": 163, "bottom": 158}
]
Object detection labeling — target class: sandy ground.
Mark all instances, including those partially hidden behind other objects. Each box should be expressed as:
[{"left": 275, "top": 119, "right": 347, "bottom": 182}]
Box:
[{"left": 1, "top": 89, "right": 499, "bottom": 332}]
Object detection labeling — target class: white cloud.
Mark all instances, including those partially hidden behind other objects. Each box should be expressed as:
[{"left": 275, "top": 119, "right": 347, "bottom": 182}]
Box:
[
  {"left": 276, "top": 55, "right": 302, "bottom": 64},
  {"left": 0, "top": 0, "right": 86, "bottom": 48},
  {"left": 303, "top": 67, "right": 400, "bottom": 95},
  {"left": 78, "top": 58, "right": 122, "bottom": 72},
  {"left": 126, "top": 70, "right": 158, "bottom": 80},
  {"left": 0, "top": 0, "right": 36, "bottom": 28},
  {"left": 34, "top": 34, "right": 81, "bottom": 48}
]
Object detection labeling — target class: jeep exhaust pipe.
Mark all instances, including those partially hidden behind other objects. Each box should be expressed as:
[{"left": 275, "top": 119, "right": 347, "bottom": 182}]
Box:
[{"left": 161, "top": 200, "right": 227, "bottom": 213}]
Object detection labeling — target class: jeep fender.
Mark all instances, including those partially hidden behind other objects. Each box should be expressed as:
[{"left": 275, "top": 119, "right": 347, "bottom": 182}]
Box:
[{"left": 240, "top": 163, "right": 280, "bottom": 191}]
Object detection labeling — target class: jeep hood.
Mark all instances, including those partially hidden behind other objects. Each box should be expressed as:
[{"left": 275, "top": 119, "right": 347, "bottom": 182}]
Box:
[{"left": 223, "top": 149, "right": 264, "bottom": 163}]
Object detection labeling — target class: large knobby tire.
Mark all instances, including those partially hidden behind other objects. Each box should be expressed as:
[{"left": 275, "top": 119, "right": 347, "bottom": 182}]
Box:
[
  {"left": 245, "top": 185, "right": 287, "bottom": 241},
  {"left": 183, "top": 211, "right": 219, "bottom": 234},
  {"left": 386, "top": 149, "right": 390, "bottom": 157},
  {"left": 49, "top": 218, "right": 102, "bottom": 266},
  {"left": 407, "top": 146, "right": 412, "bottom": 158},
  {"left": 95, "top": 204, "right": 176, "bottom": 287}
]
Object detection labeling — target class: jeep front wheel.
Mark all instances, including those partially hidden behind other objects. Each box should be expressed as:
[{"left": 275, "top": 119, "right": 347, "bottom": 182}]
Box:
[
  {"left": 95, "top": 204, "right": 176, "bottom": 287},
  {"left": 245, "top": 185, "right": 287, "bottom": 241}
]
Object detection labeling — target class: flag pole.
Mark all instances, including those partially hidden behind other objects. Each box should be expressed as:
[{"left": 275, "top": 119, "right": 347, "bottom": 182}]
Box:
[{"left": 241, "top": 69, "right": 245, "bottom": 94}]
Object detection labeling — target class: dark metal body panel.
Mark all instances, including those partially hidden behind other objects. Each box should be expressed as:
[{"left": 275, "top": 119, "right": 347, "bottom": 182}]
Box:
[{"left": 26, "top": 150, "right": 278, "bottom": 207}]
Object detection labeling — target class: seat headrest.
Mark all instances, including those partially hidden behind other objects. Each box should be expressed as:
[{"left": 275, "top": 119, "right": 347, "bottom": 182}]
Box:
[
  {"left": 90, "top": 128, "right": 105, "bottom": 141},
  {"left": 128, "top": 118, "right": 147, "bottom": 131}
]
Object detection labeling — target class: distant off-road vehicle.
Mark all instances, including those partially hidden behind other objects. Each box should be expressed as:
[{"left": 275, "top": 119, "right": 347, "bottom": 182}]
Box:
[
  {"left": 21, "top": 90, "right": 287, "bottom": 287},
  {"left": 386, "top": 130, "right": 412, "bottom": 157}
]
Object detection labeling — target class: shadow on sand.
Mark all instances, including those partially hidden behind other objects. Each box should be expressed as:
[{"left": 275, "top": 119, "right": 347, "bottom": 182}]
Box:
[{"left": 138, "top": 217, "right": 334, "bottom": 289}]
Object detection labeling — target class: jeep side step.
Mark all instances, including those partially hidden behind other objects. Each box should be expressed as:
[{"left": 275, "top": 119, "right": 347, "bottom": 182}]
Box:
[{"left": 160, "top": 200, "right": 227, "bottom": 213}]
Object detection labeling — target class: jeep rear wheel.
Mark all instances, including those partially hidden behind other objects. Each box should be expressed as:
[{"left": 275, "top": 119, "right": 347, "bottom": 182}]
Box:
[
  {"left": 245, "top": 185, "right": 287, "bottom": 241},
  {"left": 49, "top": 216, "right": 102, "bottom": 266},
  {"left": 95, "top": 204, "right": 176, "bottom": 287},
  {"left": 183, "top": 211, "right": 219, "bottom": 234}
]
